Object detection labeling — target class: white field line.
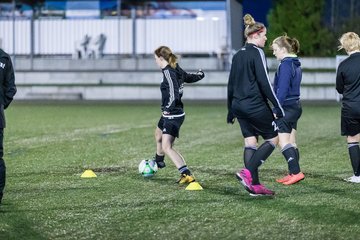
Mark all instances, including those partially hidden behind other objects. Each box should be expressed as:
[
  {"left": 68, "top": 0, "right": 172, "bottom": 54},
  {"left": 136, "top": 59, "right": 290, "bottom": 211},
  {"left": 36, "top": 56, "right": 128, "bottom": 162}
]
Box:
[{"left": 9, "top": 124, "right": 153, "bottom": 147}]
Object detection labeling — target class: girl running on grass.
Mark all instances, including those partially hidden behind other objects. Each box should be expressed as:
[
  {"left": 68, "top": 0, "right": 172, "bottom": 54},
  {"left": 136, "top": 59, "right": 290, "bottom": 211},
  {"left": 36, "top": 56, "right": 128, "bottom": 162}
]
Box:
[{"left": 153, "top": 46, "right": 204, "bottom": 183}]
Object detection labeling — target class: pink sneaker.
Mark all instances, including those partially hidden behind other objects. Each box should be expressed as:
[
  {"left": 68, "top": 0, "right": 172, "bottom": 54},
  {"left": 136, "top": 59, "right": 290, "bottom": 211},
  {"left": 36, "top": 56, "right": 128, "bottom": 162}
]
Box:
[
  {"left": 236, "top": 168, "right": 254, "bottom": 193},
  {"left": 250, "top": 184, "right": 275, "bottom": 196}
]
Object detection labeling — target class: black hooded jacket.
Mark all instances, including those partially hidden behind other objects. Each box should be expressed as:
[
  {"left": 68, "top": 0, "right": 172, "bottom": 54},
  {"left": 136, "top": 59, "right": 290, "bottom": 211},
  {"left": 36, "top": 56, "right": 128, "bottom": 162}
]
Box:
[{"left": 0, "top": 49, "right": 16, "bottom": 128}]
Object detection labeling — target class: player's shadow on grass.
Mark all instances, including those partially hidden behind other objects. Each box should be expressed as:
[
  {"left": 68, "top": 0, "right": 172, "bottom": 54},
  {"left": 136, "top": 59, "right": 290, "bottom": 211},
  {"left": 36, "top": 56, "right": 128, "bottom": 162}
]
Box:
[{"left": 139, "top": 170, "right": 271, "bottom": 200}]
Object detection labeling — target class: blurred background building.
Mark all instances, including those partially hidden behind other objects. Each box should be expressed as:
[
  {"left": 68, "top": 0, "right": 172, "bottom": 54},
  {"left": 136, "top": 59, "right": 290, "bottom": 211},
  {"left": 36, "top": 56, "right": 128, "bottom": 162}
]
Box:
[
  {"left": 0, "top": 0, "right": 358, "bottom": 101},
  {"left": 0, "top": 0, "right": 241, "bottom": 58}
]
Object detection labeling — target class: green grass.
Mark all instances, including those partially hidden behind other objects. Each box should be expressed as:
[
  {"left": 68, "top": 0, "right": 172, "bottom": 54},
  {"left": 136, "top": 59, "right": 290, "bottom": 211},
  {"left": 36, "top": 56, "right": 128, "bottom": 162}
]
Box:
[{"left": 1, "top": 101, "right": 359, "bottom": 239}]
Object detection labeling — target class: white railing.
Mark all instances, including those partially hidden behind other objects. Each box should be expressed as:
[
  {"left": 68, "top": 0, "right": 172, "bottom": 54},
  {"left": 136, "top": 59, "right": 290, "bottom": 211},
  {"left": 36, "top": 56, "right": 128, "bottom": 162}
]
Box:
[
  {"left": 0, "top": 17, "right": 226, "bottom": 55},
  {"left": 0, "top": 20, "right": 31, "bottom": 54}
]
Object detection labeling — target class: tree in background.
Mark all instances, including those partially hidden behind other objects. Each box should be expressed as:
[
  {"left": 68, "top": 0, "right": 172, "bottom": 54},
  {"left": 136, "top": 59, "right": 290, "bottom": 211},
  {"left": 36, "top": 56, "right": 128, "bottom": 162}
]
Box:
[
  {"left": 325, "top": 0, "right": 360, "bottom": 41},
  {"left": 266, "top": 0, "right": 336, "bottom": 56}
]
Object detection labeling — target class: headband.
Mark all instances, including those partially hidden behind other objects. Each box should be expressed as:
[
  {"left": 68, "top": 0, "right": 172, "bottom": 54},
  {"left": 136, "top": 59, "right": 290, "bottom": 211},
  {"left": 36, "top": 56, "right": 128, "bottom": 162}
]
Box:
[{"left": 248, "top": 27, "right": 265, "bottom": 36}]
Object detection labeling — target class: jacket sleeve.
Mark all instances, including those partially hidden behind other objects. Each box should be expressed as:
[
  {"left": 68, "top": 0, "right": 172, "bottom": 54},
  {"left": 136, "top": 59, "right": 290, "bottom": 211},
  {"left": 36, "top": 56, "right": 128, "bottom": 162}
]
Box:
[
  {"left": 163, "top": 69, "right": 179, "bottom": 113},
  {"left": 227, "top": 56, "right": 236, "bottom": 111},
  {"left": 2, "top": 56, "right": 16, "bottom": 109},
  {"left": 253, "top": 50, "right": 284, "bottom": 117},
  {"left": 275, "top": 62, "right": 292, "bottom": 107},
  {"left": 178, "top": 65, "right": 204, "bottom": 83},
  {"left": 336, "top": 64, "right": 344, "bottom": 94}
]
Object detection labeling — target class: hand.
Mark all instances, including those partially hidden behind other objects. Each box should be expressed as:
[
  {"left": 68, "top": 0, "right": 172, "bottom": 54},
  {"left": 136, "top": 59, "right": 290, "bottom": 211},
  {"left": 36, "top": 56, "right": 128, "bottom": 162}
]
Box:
[
  {"left": 227, "top": 111, "right": 235, "bottom": 124},
  {"left": 196, "top": 69, "right": 205, "bottom": 79},
  {"left": 274, "top": 117, "right": 284, "bottom": 130},
  {"left": 275, "top": 111, "right": 283, "bottom": 119},
  {"left": 272, "top": 107, "right": 283, "bottom": 119},
  {"left": 163, "top": 111, "right": 170, "bottom": 115}
]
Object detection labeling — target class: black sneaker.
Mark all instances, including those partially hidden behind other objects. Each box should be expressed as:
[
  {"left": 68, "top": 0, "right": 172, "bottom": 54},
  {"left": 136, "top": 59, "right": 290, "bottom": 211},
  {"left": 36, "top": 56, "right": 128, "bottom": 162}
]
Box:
[{"left": 156, "top": 160, "right": 166, "bottom": 169}]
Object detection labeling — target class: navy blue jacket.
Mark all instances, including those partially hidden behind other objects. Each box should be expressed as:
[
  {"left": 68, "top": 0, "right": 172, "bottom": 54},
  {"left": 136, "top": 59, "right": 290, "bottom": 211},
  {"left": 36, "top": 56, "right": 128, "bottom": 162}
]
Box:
[{"left": 273, "top": 57, "right": 301, "bottom": 109}]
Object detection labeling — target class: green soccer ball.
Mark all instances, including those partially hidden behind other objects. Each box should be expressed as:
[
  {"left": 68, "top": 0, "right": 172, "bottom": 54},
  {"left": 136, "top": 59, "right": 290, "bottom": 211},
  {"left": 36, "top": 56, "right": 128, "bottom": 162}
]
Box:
[{"left": 138, "top": 159, "right": 158, "bottom": 177}]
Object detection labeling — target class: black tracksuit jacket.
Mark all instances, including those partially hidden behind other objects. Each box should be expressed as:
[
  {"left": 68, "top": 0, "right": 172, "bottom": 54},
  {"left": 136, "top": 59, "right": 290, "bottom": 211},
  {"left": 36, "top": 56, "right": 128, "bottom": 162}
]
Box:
[
  {"left": 336, "top": 52, "right": 360, "bottom": 118},
  {"left": 0, "top": 48, "right": 17, "bottom": 203},
  {"left": 0, "top": 49, "right": 16, "bottom": 128},
  {"left": 160, "top": 64, "right": 203, "bottom": 117},
  {"left": 227, "top": 43, "right": 284, "bottom": 117}
]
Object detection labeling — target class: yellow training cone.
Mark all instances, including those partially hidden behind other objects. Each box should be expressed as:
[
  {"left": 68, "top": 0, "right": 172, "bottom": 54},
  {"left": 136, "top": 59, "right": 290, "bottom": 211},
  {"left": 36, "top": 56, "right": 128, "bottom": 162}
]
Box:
[
  {"left": 81, "top": 169, "right": 97, "bottom": 178},
  {"left": 185, "top": 182, "right": 203, "bottom": 191}
]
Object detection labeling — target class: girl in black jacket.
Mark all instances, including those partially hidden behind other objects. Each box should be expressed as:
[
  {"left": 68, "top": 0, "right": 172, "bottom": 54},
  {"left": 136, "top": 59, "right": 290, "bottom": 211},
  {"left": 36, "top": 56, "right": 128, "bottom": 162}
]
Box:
[
  {"left": 336, "top": 32, "right": 360, "bottom": 183},
  {"left": 153, "top": 46, "right": 204, "bottom": 184},
  {"left": 227, "top": 14, "right": 283, "bottom": 196},
  {"left": 0, "top": 48, "right": 17, "bottom": 204}
]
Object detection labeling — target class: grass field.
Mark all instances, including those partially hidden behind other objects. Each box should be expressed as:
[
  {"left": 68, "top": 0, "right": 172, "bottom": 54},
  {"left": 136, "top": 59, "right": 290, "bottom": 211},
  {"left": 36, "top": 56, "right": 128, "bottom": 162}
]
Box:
[{"left": 0, "top": 101, "right": 359, "bottom": 240}]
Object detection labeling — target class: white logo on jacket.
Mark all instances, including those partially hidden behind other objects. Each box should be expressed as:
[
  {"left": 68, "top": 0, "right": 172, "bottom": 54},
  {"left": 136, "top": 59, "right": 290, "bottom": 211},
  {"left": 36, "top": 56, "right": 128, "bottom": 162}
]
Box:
[{"left": 0, "top": 62, "right": 5, "bottom": 69}]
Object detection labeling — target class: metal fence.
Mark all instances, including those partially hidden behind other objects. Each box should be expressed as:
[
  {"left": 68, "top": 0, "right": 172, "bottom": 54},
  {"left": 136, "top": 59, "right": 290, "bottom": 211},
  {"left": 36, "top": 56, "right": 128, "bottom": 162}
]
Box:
[{"left": 0, "top": 17, "right": 226, "bottom": 57}]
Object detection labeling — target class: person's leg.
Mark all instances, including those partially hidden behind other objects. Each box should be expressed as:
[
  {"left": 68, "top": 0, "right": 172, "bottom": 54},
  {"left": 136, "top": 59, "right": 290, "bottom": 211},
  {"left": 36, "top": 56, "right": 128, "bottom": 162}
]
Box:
[
  {"left": 238, "top": 136, "right": 278, "bottom": 196},
  {"left": 277, "top": 129, "right": 304, "bottom": 185},
  {"left": 290, "top": 101, "right": 302, "bottom": 162},
  {"left": 235, "top": 108, "right": 277, "bottom": 194},
  {"left": 237, "top": 118, "right": 258, "bottom": 177},
  {"left": 247, "top": 136, "right": 278, "bottom": 184},
  {"left": 243, "top": 136, "right": 258, "bottom": 184},
  {"left": 290, "top": 129, "right": 300, "bottom": 162},
  {"left": 162, "top": 134, "right": 186, "bottom": 169},
  {"left": 154, "top": 127, "right": 165, "bottom": 168},
  {"left": 0, "top": 129, "right": 4, "bottom": 203},
  {"left": 162, "top": 134, "right": 194, "bottom": 183},
  {"left": 276, "top": 132, "right": 296, "bottom": 183},
  {"left": 347, "top": 134, "right": 360, "bottom": 177},
  {"left": 279, "top": 133, "right": 300, "bottom": 175},
  {"left": 280, "top": 104, "right": 305, "bottom": 185},
  {"left": 243, "top": 136, "right": 257, "bottom": 168},
  {"left": 237, "top": 108, "right": 277, "bottom": 187},
  {"left": 342, "top": 116, "right": 360, "bottom": 182}
]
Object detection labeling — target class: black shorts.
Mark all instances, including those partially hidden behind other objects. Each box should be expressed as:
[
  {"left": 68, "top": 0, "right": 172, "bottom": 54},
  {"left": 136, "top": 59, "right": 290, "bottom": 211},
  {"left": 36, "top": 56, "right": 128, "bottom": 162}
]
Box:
[
  {"left": 157, "top": 116, "right": 185, "bottom": 138},
  {"left": 236, "top": 109, "right": 278, "bottom": 140},
  {"left": 341, "top": 116, "right": 360, "bottom": 136},
  {"left": 276, "top": 103, "right": 302, "bottom": 133}
]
